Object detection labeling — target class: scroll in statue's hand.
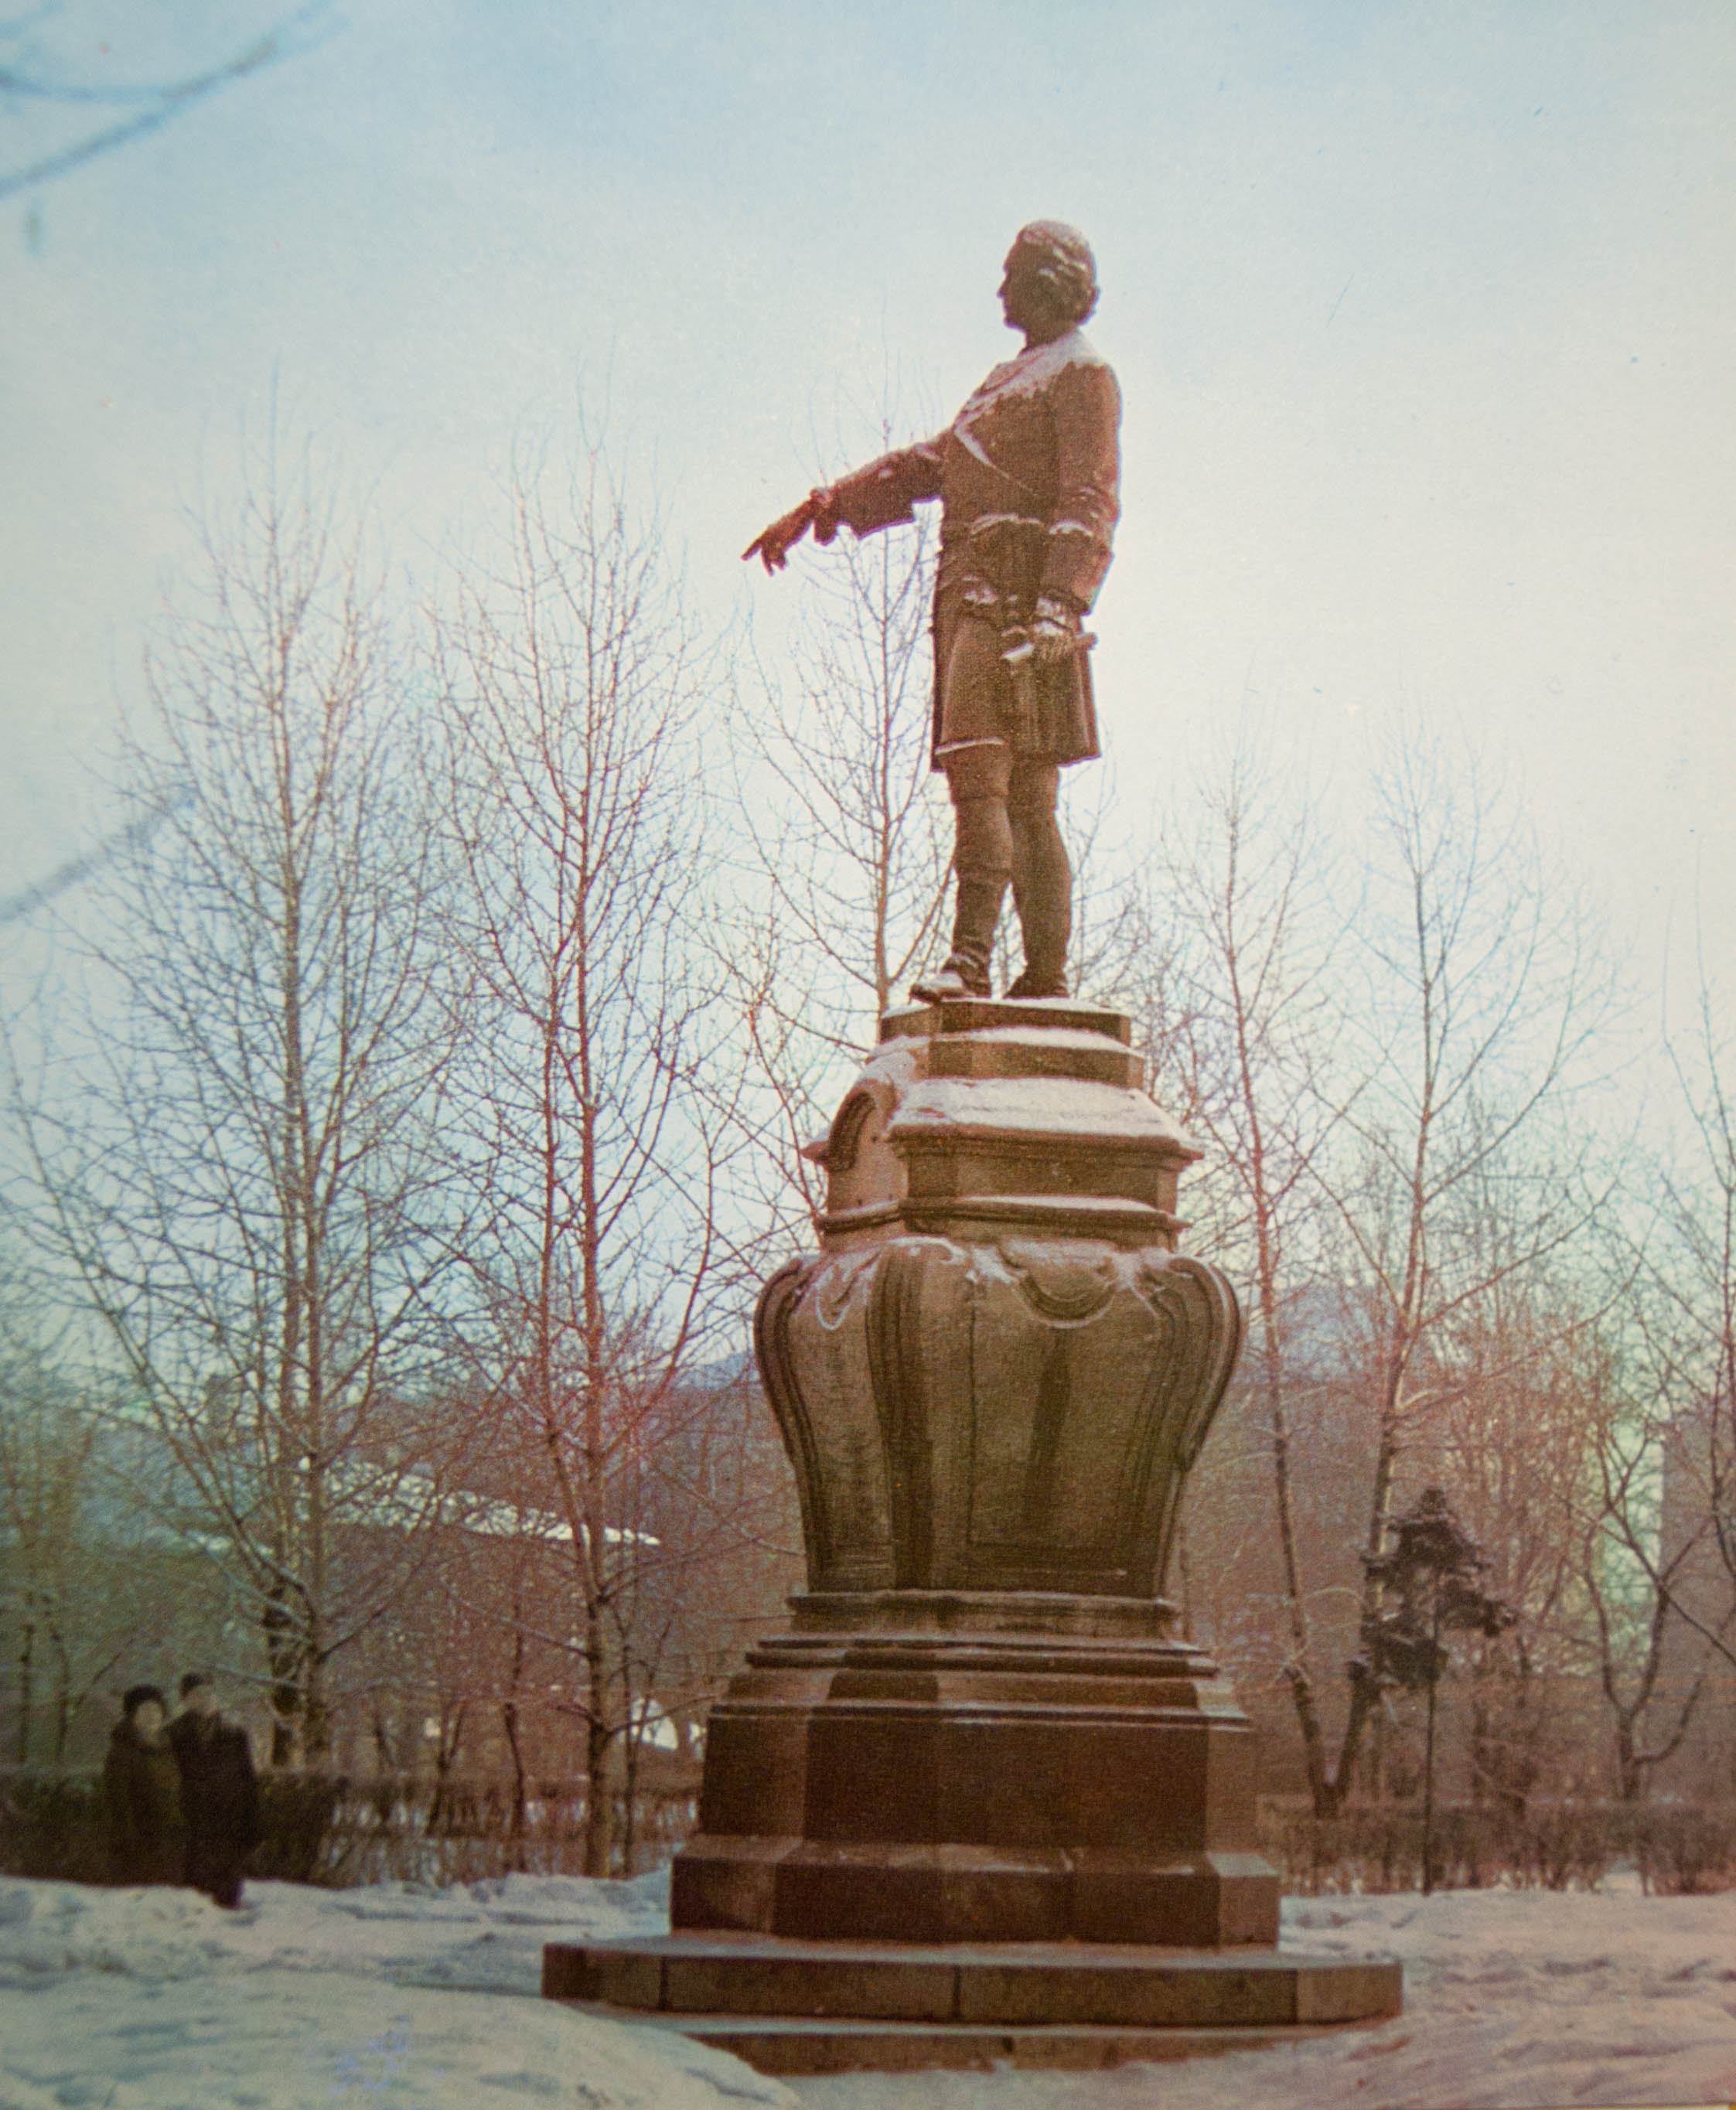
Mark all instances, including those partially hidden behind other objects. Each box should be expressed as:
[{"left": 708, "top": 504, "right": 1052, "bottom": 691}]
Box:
[{"left": 1030, "top": 592, "right": 1087, "bottom": 666}]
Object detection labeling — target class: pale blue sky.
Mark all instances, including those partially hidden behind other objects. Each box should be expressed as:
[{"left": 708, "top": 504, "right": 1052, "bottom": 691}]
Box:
[{"left": 4, "top": 2, "right": 1734, "bottom": 983}]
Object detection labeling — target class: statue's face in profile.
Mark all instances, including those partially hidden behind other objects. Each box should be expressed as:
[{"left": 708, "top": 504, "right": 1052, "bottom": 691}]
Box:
[{"left": 998, "top": 240, "right": 1067, "bottom": 342}]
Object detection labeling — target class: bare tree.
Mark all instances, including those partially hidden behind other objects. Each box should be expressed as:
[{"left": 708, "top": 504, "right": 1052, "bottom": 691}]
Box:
[
  {"left": 721, "top": 417, "right": 950, "bottom": 1225},
  {"left": 432, "top": 439, "right": 765, "bottom": 1873},
  {"left": 1427, "top": 1266, "right": 1612, "bottom": 1812},
  {"left": 605, "top": 1358, "right": 802, "bottom": 1870},
  {"left": 1049, "top": 762, "right": 1149, "bottom": 1009},
  {"left": 1130, "top": 724, "right": 1349, "bottom": 1812},
  {"left": 9, "top": 456, "right": 470, "bottom": 1764},
  {"left": 1572, "top": 960, "right": 1736, "bottom": 1792},
  {"left": 0, "top": 1278, "right": 155, "bottom": 1767},
  {"left": 1323, "top": 724, "right": 1608, "bottom": 1805},
  {"left": 1650, "top": 940, "right": 1736, "bottom": 1639},
  {"left": 1578, "top": 1402, "right": 1727, "bottom": 1802},
  {"left": 0, "top": 1373, "right": 93, "bottom": 1765}
]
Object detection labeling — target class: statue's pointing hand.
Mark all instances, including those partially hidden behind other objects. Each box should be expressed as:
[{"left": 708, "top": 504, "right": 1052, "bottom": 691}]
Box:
[{"left": 742, "top": 487, "right": 839, "bottom": 574}]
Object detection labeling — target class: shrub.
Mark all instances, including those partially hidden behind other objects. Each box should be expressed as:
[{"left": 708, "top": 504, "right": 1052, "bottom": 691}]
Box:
[
  {"left": 251, "top": 1774, "right": 345, "bottom": 1883},
  {"left": 0, "top": 1768, "right": 698, "bottom": 1887},
  {"left": 0, "top": 1771, "right": 110, "bottom": 1884},
  {"left": 1515, "top": 1802, "right": 1618, "bottom": 1893},
  {"left": 1257, "top": 1797, "right": 1732, "bottom": 1894},
  {"left": 1634, "top": 1805, "right": 1736, "bottom": 1895}
]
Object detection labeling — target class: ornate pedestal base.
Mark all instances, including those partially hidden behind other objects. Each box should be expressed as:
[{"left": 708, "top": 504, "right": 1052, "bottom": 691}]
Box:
[
  {"left": 674, "top": 1589, "right": 1277, "bottom": 1945},
  {"left": 543, "top": 997, "right": 1400, "bottom": 2067}
]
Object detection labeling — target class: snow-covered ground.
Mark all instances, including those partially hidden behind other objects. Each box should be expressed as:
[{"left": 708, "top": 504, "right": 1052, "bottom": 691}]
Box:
[
  {"left": 795, "top": 1886, "right": 1736, "bottom": 2110},
  {"left": 0, "top": 1871, "right": 1733, "bottom": 2110},
  {"left": 0, "top": 1868, "right": 793, "bottom": 2109}
]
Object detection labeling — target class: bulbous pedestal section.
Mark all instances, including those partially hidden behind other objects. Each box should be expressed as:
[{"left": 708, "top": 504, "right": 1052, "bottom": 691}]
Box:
[{"left": 758, "top": 1237, "right": 1237, "bottom": 1599}]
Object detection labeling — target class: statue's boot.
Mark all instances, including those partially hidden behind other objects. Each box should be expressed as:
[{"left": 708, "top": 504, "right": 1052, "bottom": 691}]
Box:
[
  {"left": 910, "top": 874, "right": 1007, "bottom": 1002},
  {"left": 1005, "top": 963, "right": 1067, "bottom": 1000},
  {"left": 1005, "top": 793, "right": 1073, "bottom": 999}
]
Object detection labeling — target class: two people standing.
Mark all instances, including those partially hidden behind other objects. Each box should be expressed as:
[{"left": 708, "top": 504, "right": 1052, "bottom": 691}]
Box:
[{"left": 102, "top": 1673, "right": 261, "bottom": 1907}]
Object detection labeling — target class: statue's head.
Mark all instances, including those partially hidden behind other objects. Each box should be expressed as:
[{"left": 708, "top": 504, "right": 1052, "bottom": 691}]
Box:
[{"left": 1000, "top": 222, "right": 1099, "bottom": 339}]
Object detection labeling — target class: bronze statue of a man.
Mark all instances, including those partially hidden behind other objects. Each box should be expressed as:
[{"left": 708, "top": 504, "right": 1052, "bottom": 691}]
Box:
[{"left": 745, "top": 220, "right": 1120, "bottom": 1002}]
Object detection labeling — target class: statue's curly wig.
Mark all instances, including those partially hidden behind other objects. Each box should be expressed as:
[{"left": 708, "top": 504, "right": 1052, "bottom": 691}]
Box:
[{"left": 1012, "top": 220, "right": 1099, "bottom": 326}]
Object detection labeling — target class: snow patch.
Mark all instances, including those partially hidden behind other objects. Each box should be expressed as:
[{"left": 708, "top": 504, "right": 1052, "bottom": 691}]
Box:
[
  {"left": 892, "top": 1073, "right": 1191, "bottom": 1145},
  {"left": 954, "top": 330, "right": 1108, "bottom": 428},
  {"left": 0, "top": 1869, "right": 788, "bottom": 2109}
]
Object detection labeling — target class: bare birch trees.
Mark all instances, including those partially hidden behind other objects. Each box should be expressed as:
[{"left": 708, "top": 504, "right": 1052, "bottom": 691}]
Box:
[
  {"left": 0, "top": 1265, "right": 187, "bottom": 1767},
  {"left": 1140, "top": 728, "right": 1347, "bottom": 1811},
  {"left": 1325, "top": 732, "right": 1605, "bottom": 1804},
  {"left": 5, "top": 434, "right": 796, "bottom": 1834},
  {"left": 431, "top": 446, "right": 779, "bottom": 1873},
  {"left": 12, "top": 465, "right": 469, "bottom": 1763},
  {"left": 1572, "top": 951, "right": 1736, "bottom": 1797},
  {"left": 1140, "top": 721, "right": 1615, "bottom": 1810}
]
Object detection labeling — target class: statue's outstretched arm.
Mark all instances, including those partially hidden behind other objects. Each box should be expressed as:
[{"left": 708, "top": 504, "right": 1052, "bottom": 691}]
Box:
[{"left": 744, "top": 435, "right": 946, "bottom": 575}]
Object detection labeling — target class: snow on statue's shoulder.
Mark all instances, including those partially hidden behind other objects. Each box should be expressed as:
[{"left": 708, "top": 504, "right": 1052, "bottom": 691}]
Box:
[{"left": 957, "top": 329, "right": 1107, "bottom": 421}]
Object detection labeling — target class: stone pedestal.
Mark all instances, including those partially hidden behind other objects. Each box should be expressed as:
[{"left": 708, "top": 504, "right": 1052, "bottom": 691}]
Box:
[
  {"left": 545, "top": 997, "right": 1399, "bottom": 2068},
  {"left": 673, "top": 1589, "right": 1274, "bottom": 1946}
]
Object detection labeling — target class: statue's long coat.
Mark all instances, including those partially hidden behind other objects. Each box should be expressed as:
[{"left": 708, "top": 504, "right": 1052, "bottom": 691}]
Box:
[{"left": 818, "top": 329, "right": 1120, "bottom": 769}]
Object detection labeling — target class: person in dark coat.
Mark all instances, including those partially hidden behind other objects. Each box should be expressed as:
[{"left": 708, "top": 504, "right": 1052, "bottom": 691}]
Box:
[
  {"left": 167, "top": 1673, "right": 262, "bottom": 1908},
  {"left": 102, "top": 1684, "right": 185, "bottom": 1885}
]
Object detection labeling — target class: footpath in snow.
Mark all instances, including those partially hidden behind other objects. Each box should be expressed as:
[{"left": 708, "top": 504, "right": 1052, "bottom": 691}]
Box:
[{"left": 0, "top": 1871, "right": 1734, "bottom": 2108}]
